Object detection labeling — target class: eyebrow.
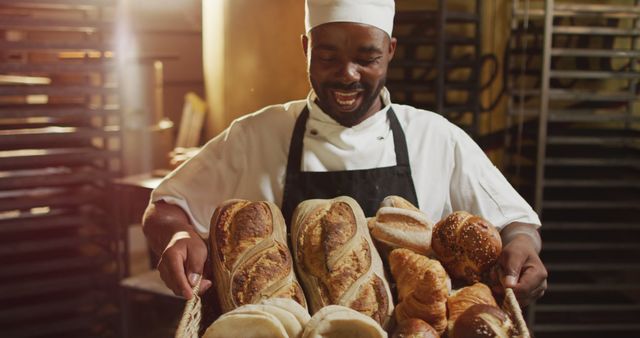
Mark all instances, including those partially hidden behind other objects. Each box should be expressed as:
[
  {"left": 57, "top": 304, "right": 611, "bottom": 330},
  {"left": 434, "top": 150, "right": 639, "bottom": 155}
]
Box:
[
  {"left": 314, "top": 43, "right": 338, "bottom": 51},
  {"left": 357, "top": 45, "right": 384, "bottom": 54},
  {"left": 313, "top": 43, "right": 384, "bottom": 54}
]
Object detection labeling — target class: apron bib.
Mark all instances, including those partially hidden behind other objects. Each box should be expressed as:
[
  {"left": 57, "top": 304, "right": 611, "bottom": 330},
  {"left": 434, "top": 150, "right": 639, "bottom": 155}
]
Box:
[{"left": 281, "top": 105, "right": 419, "bottom": 225}]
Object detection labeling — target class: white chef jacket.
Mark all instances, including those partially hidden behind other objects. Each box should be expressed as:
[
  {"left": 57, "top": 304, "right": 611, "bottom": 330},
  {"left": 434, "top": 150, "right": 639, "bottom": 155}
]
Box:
[{"left": 151, "top": 88, "right": 540, "bottom": 234}]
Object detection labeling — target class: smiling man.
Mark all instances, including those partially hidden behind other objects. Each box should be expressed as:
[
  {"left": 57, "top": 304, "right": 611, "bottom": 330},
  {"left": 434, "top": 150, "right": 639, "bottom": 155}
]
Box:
[{"left": 143, "top": 0, "right": 547, "bottom": 311}]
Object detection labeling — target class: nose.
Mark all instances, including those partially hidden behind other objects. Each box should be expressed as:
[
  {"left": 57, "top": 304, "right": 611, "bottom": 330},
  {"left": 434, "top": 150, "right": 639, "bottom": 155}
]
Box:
[{"left": 337, "top": 62, "right": 360, "bottom": 84}]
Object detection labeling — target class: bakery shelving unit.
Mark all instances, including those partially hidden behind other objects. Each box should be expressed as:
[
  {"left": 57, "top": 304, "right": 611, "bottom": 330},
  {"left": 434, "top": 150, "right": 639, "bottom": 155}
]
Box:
[
  {"left": 388, "top": 0, "right": 483, "bottom": 138},
  {"left": 507, "top": 1, "right": 640, "bottom": 337},
  {"left": 0, "top": 0, "right": 121, "bottom": 337}
]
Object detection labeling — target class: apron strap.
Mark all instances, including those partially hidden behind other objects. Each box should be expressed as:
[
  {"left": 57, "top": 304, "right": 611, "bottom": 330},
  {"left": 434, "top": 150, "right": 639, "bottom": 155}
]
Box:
[{"left": 285, "top": 106, "right": 310, "bottom": 176}]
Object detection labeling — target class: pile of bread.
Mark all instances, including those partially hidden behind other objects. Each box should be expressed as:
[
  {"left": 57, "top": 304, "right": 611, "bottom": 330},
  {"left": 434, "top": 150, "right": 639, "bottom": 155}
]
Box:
[{"left": 201, "top": 196, "right": 527, "bottom": 338}]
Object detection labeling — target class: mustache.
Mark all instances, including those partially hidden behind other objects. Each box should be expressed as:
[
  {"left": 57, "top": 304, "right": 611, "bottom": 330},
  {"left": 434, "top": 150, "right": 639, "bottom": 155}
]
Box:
[{"left": 327, "top": 82, "right": 366, "bottom": 91}]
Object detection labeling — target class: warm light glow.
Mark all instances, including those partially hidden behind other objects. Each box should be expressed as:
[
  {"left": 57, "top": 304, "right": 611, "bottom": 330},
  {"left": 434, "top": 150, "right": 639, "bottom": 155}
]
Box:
[
  {"left": 0, "top": 75, "right": 51, "bottom": 85},
  {"left": 30, "top": 207, "right": 51, "bottom": 215}
]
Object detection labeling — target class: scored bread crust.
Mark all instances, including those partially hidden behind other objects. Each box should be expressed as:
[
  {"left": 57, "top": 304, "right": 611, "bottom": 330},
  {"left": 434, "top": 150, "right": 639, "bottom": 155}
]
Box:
[
  {"left": 291, "top": 196, "right": 394, "bottom": 328},
  {"left": 431, "top": 211, "right": 502, "bottom": 284},
  {"left": 209, "top": 199, "right": 307, "bottom": 313}
]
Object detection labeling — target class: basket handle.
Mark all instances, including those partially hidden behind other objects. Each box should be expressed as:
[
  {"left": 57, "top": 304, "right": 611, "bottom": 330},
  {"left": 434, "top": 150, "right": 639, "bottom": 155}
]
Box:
[
  {"left": 175, "top": 274, "right": 204, "bottom": 338},
  {"left": 503, "top": 288, "right": 531, "bottom": 338}
]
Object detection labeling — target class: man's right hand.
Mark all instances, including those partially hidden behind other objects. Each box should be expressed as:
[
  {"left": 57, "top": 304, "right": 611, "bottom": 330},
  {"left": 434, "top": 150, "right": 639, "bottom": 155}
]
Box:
[
  {"left": 142, "top": 201, "right": 213, "bottom": 299},
  {"left": 157, "top": 230, "right": 213, "bottom": 299}
]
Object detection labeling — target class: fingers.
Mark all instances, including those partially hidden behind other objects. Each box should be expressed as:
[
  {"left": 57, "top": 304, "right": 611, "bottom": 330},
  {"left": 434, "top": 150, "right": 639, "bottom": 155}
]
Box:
[
  {"left": 497, "top": 246, "right": 528, "bottom": 289},
  {"left": 185, "top": 239, "right": 209, "bottom": 287},
  {"left": 513, "top": 256, "right": 548, "bottom": 306},
  {"left": 158, "top": 246, "right": 193, "bottom": 298},
  {"left": 157, "top": 237, "right": 211, "bottom": 299},
  {"left": 198, "top": 278, "right": 213, "bottom": 296}
]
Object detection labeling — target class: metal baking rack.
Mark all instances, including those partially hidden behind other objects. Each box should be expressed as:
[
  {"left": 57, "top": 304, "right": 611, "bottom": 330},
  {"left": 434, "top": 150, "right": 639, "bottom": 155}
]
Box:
[
  {"left": 0, "top": 0, "right": 121, "bottom": 336},
  {"left": 388, "top": 0, "right": 484, "bottom": 138},
  {"left": 506, "top": 1, "right": 640, "bottom": 337}
]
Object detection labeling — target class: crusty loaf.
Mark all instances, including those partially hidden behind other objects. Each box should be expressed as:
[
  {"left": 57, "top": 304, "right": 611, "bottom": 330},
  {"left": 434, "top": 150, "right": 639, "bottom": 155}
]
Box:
[
  {"left": 431, "top": 211, "right": 502, "bottom": 284},
  {"left": 389, "top": 248, "right": 450, "bottom": 335},
  {"left": 370, "top": 196, "right": 433, "bottom": 256},
  {"left": 447, "top": 283, "right": 497, "bottom": 333},
  {"left": 291, "top": 196, "right": 393, "bottom": 328},
  {"left": 209, "top": 199, "right": 307, "bottom": 313}
]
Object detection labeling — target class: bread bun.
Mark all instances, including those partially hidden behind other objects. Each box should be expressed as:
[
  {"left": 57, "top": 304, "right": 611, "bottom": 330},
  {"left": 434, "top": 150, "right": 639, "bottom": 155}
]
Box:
[
  {"left": 392, "top": 318, "right": 439, "bottom": 338},
  {"left": 370, "top": 196, "right": 433, "bottom": 256},
  {"left": 431, "top": 211, "right": 502, "bottom": 284},
  {"left": 450, "top": 304, "right": 515, "bottom": 338}
]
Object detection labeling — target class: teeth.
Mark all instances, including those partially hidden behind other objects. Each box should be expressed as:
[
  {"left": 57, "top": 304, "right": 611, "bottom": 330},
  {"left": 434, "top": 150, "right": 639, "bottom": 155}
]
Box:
[
  {"left": 337, "top": 98, "right": 356, "bottom": 105},
  {"left": 334, "top": 91, "right": 358, "bottom": 106}
]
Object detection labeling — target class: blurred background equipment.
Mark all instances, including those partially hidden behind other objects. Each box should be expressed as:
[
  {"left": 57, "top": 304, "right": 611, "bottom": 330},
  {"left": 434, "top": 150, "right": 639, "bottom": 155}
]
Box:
[
  {"left": 505, "top": 1, "right": 640, "bottom": 337},
  {"left": 0, "top": 0, "right": 121, "bottom": 336}
]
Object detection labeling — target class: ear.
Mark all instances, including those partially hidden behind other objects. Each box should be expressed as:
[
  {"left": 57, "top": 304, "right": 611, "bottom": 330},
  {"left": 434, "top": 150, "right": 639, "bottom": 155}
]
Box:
[
  {"left": 301, "top": 34, "right": 309, "bottom": 58},
  {"left": 387, "top": 37, "right": 397, "bottom": 61}
]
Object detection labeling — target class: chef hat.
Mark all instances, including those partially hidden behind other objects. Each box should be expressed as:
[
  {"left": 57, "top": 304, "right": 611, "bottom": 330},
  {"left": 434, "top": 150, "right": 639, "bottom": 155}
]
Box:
[{"left": 305, "top": 0, "right": 395, "bottom": 37}]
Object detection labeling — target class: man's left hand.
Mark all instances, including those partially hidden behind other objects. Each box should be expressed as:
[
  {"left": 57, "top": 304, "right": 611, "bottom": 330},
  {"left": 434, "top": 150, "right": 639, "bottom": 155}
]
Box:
[{"left": 494, "top": 232, "right": 548, "bottom": 306}]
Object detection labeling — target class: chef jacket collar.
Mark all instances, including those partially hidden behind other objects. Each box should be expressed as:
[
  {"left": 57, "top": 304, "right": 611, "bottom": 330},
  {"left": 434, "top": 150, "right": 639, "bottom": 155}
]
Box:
[{"left": 306, "top": 87, "right": 392, "bottom": 131}]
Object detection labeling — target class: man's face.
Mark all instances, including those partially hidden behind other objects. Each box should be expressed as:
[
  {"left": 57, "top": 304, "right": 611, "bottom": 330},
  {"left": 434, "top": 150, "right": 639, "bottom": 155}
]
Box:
[{"left": 304, "top": 23, "right": 396, "bottom": 127}]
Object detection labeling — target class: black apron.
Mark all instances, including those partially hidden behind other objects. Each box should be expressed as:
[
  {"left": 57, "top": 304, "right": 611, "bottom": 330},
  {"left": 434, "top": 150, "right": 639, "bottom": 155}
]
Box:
[{"left": 281, "top": 105, "right": 419, "bottom": 225}]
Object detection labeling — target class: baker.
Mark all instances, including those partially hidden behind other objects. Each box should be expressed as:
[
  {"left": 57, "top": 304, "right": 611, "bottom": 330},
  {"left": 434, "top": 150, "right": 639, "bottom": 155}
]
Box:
[{"left": 142, "top": 0, "right": 547, "bottom": 308}]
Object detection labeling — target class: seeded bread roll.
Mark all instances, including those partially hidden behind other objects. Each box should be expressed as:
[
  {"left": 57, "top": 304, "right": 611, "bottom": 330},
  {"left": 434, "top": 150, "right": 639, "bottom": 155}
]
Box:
[
  {"left": 431, "top": 211, "right": 502, "bottom": 284},
  {"left": 292, "top": 196, "right": 394, "bottom": 328},
  {"left": 209, "top": 199, "right": 307, "bottom": 313},
  {"left": 450, "top": 304, "right": 516, "bottom": 338}
]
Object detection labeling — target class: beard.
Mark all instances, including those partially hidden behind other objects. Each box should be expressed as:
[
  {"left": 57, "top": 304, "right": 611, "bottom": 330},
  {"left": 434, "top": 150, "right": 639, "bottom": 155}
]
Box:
[{"left": 310, "top": 77, "right": 386, "bottom": 127}]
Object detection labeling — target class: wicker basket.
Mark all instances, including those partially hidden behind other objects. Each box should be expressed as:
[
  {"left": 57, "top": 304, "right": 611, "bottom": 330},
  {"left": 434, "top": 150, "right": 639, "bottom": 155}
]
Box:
[
  {"left": 174, "top": 275, "right": 203, "bottom": 338},
  {"left": 174, "top": 284, "right": 531, "bottom": 338}
]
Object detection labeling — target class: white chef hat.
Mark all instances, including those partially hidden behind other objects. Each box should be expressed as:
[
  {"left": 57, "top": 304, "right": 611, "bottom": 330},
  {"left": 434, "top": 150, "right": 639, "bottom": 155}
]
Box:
[{"left": 305, "top": 0, "right": 395, "bottom": 37}]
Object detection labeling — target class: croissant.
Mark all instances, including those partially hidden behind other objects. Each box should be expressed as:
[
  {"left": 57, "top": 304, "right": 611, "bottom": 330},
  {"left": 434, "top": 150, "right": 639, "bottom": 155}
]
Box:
[
  {"left": 392, "top": 318, "right": 440, "bottom": 338},
  {"left": 389, "top": 248, "right": 450, "bottom": 335},
  {"left": 431, "top": 211, "right": 502, "bottom": 284},
  {"left": 209, "top": 199, "right": 307, "bottom": 313},
  {"left": 291, "top": 196, "right": 394, "bottom": 328},
  {"left": 370, "top": 196, "right": 434, "bottom": 256},
  {"left": 447, "top": 283, "right": 497, "bottom": 333}
]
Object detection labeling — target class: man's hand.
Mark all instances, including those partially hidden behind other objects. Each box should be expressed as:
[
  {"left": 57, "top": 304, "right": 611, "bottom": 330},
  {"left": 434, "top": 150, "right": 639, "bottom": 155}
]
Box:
[
  {"left": 143, "top": 201, "right": 213, "bottom": 299},
  {"left": 157, "top": 231, "right": 213, "bottom": 299},
  {"left": 494, "top": 222, "right": 548, "bottom": 306}
]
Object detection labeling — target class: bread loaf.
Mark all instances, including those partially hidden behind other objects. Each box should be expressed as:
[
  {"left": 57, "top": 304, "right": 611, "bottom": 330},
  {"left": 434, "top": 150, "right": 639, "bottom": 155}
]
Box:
[
  {"left": 431, "top": 211, "right": 502, "bottom": 284},
  {"left": 447, "top": 283, "right": 497, "bottom": 333},
  {"left": 370, "top": 196, "right": 433, "bottom": 256},
  {"left": 392, "top": 318, "right": 439, "bottom": 338},
  {"left": 450, "top": 304, "right": 515, "bottom": 338},
  {"left": 209, "top": 199, "right": 307, "bottom": 313},
  {"left": 291, "top": 196, "right": 393, "bottom": 328},
  {"left": 389, "top": 248, "right": 450, "bottom": 335}
]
